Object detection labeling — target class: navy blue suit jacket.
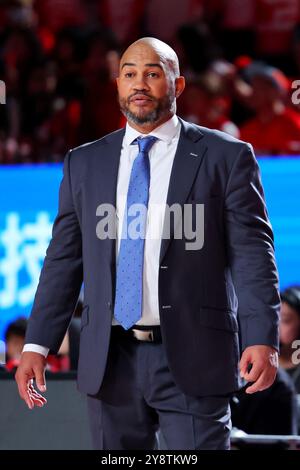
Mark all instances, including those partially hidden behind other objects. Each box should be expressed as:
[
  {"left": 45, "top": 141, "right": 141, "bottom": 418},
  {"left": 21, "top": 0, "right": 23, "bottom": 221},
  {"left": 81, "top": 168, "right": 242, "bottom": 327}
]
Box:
[{"left": 25, "top": 118, "right": 280, "bottom": 396}]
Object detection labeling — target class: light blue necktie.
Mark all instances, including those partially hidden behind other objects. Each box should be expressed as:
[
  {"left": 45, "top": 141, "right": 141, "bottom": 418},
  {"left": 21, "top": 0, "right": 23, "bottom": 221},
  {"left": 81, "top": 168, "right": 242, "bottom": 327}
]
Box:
[{"left": 114, "top": 135, "right": 157, "bottom": 330}]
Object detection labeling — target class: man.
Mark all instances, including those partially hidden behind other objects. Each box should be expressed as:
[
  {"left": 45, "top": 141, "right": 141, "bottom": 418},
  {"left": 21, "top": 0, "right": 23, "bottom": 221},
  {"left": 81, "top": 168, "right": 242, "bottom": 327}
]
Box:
[{"left": 15, "top": 38, "right": 280, "bottom": 450}]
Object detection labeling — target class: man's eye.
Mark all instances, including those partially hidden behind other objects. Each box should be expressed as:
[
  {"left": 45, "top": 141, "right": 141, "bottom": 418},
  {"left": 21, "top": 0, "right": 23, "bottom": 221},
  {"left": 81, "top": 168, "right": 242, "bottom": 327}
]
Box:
[
  {"left": 148, "top": 72, "right": 158, "bottom": 78},
  {"left": 124, "top": 72, "right": 133, "bottom": 78}
]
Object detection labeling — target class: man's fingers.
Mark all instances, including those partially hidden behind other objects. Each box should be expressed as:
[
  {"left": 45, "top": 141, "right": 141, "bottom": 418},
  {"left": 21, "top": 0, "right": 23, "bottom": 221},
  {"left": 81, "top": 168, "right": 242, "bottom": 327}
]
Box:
[
  {"left": 239, "top": 356, "right": 249, "bottom": 377},
  {"left": 239, "top": 349, "right": 255, "bottom": 378},
  {"left": 28, "top": 383, "right": 47, "bottom": 405},
  {"left": 23, "top": 391, "right": 34, "bottom": 410},
  {"left": 243, "top": 361, "right": 262, "bottom": 382},
  {"left": 20, "top": 385, "right": 34, "bottom": 410},
  {"left": 245, "top": 368, "right": 276, "bottom": 394},
  {"left": 17, "top": 377, "right": 46, "bottom": 409},
  {"left": 34, "top": 367, "right": 47, "bottom": 393},
  {"left": 16, "top": 373, "right": 35, "bottom": 409},
  {"left": 25, "top": 395, "right": 34, "bottom": 410},
  {"left": 20, "top": 381, "right": 47, "bottom": 409},
  {"left": 28, "top": 389, "right": 47, "bottom": 407},
  {"left": 245, "top": 370, "right": 268, "bottom": 394}
]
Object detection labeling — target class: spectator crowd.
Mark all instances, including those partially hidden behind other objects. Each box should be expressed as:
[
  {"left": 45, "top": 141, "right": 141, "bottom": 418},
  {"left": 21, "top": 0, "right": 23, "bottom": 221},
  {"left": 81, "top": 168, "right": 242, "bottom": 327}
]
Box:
[{"left": 1, "top": 0, "right": 300, "bottom": 163}]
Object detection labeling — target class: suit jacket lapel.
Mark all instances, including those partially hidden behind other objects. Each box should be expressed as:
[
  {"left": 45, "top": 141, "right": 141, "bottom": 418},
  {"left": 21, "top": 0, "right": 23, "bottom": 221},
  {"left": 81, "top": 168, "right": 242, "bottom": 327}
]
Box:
[
  {"left": 159, "top": 119, "right": 207, "bottom": 264},
  {"left": 98, "top": 128, "right": 126, "bottom": 207},
  {"left": 87, "top": 128, "right": 125, "bottom": 269}
]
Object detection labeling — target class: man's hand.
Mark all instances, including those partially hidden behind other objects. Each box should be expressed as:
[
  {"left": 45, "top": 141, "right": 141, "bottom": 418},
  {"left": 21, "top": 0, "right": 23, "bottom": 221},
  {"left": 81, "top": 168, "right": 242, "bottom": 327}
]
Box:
[
  {"left": 15, "top": 352, "right": 47, "bottom": 409},
  {"left": 239, "top": 345, "right": 278, "bottom": 394}
]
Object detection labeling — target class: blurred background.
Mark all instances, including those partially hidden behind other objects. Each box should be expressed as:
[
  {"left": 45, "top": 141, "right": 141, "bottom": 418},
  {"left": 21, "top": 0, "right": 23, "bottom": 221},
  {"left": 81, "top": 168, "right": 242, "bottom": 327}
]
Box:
[{"left": 0, "top": 0, "right": 300, "bottom": 447}]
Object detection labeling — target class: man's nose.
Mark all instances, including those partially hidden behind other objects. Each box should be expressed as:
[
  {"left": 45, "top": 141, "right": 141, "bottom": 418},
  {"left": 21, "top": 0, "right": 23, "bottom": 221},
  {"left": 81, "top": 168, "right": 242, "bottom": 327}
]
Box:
[{"left": 132, "top": 75, "right": 150, "bottom": 91}]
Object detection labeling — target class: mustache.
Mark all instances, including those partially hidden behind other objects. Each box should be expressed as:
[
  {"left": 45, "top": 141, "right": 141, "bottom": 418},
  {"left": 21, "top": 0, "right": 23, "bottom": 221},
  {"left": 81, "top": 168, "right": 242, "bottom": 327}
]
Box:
[{"left": 128, "top": 92, "right": 156, "bottom": 101}]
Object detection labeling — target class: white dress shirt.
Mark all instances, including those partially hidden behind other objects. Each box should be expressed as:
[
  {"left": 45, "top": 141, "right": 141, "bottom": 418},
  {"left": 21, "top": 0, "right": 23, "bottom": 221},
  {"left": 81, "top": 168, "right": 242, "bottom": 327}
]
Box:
[{"left": 23, "top": 115, "right": 181, "bottom": 357}]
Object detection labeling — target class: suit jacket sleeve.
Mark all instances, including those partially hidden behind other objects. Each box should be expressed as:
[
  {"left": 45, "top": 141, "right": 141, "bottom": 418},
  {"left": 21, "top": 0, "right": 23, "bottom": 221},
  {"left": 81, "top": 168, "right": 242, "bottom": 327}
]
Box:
[
  {"left": 25, "top": 150, "right": 83, "bottom": 352},
  {"left": 225, "top": 143, "right": 280, "bottom": 351}
]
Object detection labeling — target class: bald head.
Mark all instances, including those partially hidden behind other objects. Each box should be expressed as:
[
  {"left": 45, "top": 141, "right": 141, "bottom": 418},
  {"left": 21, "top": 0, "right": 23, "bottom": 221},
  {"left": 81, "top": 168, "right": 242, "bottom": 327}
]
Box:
[{"left": 120, "top": 37, "right": 180, "bottom": 79}]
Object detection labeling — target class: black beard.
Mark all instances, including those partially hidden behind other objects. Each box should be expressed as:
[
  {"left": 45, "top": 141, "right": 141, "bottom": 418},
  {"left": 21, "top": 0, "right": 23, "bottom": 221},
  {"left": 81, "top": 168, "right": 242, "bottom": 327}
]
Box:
[{"left": 119, "top": 92, "right": 175, "bottom": 125}]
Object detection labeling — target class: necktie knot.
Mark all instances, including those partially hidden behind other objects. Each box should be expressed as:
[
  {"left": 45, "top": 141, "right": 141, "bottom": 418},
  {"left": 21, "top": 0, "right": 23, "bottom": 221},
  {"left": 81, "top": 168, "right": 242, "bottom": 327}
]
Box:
[{"left": 136, "top": 135, "right": 157, "bottom": 154}]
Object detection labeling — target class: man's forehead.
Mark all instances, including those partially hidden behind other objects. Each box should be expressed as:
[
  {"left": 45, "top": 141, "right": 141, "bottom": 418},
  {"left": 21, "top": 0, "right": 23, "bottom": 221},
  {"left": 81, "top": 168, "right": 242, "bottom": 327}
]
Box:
[{"left": 120, "top": 44, "right": 163, "bottom": 67}]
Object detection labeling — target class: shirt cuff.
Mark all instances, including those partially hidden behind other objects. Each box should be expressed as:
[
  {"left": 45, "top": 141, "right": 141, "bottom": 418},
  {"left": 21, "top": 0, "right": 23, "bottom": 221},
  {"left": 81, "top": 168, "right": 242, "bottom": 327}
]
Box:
[{"left": 23, "top": 344, "right": 50, "bottom": 357}]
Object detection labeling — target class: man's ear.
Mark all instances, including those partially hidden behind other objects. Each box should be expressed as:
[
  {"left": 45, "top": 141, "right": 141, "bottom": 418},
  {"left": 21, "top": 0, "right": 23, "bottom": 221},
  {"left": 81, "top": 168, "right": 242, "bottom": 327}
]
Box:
[{"left": 175, "top": 76, "right": 185, "bottom": 98}]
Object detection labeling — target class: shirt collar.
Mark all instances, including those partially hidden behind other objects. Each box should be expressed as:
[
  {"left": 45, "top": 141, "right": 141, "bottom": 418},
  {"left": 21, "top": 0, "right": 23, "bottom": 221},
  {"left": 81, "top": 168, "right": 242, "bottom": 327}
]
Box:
[{"left": 123, "top": 115, "right": 180, "bottom": 146}]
